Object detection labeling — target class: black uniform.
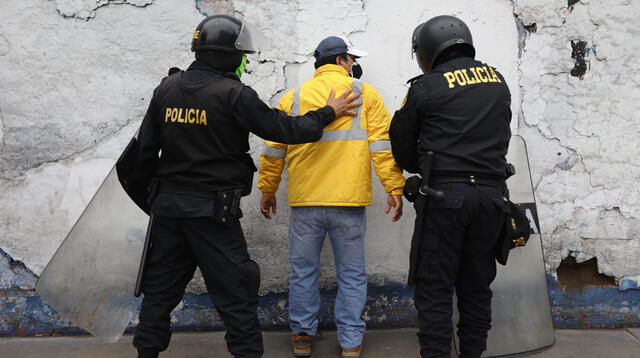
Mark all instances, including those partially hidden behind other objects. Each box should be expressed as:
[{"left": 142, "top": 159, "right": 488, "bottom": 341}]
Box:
[
  {"left": 390, "top": 56, "right": 511, "bottom": 358},
  {"left": 130, "top": 60, "right": 336, "bottom": 358}
]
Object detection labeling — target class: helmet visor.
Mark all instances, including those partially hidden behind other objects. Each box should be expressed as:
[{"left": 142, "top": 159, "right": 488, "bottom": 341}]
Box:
[{"left": 235, "top": 21, "right": 272, "bottom": 53}]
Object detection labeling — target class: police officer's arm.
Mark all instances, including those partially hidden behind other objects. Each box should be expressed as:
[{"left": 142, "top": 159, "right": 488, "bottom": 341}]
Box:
[
  {"left": 389, "top": 84, "right": 422, "bottom": 174},
  {"left": 363, "top": 84, "right": 406, "bottom": 221},
  {"left": 233, "top": 86, "right": 359, "bottom": 144}
]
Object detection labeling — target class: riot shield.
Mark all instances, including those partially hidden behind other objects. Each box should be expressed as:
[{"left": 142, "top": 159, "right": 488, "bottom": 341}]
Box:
[
  {"left": 35, "top": 166, "right": 147, "bottom": 342},
  {"left": 454, "top": 135, "right": 555, "bottom": 356}
]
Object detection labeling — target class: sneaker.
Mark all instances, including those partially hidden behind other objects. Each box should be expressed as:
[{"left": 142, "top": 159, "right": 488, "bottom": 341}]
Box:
[
  {"left": 342, "top": 345, "right": 363, "bottom": 357},
  {"left": 291, "top": 332, "right": 312, "bottom": 357}
]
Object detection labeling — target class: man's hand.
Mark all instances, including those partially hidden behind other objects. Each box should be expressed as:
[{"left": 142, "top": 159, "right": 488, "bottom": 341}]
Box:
[
  {"left": 260, "top": 195, "right": 277, "bottom": 220},
  {"left": 326, "top": 88, "right": 362, "bottom": 118},
  {"left": 385, "top": 194, "right": 403, "bottom": 222}
]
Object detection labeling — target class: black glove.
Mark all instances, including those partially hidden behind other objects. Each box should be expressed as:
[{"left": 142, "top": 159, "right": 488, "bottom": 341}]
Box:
[{"left": 403, "top": 175, "right": 422, "bottom": 203}]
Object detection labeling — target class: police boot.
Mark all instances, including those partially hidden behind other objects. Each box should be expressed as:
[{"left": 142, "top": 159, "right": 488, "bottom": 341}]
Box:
[{"left": 138, "top": 349, "right": 159, "bottom": 358}]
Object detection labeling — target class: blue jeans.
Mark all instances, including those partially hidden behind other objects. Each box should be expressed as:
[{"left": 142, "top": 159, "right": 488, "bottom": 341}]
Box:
[{"left": 288, "top": 206, "right": 367, "bottom": 349}]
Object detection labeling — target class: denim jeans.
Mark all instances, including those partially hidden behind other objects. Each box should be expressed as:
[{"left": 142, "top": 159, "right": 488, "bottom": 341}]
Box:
[{"left": 288, "top": 206, "right": 367, "bottom": 349}]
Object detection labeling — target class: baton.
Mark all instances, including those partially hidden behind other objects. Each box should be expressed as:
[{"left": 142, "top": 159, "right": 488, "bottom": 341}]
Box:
[
  {"left": 408, "top": 151, "right": 442, "bottom": 285},
  {"left": 419, "top": 151, "right": 444, "bottom": 198},
  {"left": 134, "top": 215, "right": 153, "bottom": 297}
]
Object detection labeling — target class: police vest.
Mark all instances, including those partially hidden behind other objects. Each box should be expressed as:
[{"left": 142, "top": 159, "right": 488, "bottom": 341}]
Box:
[
  {"left": 153, "top": 72, "right": 256, "bottom": 197},
  {"left": 416, "top": 57, "right": 511, "bottom": 179}
]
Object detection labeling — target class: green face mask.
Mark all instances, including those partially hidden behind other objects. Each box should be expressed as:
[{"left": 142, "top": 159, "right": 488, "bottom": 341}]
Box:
[{"left": 235, "top": 55, "right": 247, "bottom": 78}]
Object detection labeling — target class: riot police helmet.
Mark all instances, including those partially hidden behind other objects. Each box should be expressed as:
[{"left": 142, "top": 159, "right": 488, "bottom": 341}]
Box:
[
  {"left": 412, "top": 15, "right": 475, "bottom": 73},
  {"left": 191, "top": 15, "right": 272, "bottom": 54}
]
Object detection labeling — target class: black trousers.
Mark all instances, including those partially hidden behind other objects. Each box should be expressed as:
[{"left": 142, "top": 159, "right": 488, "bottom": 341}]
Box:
[
  {"left": 132, "top": 216, "right": 263, "bottom": 358},
  {"left": 413, "top": 183, "right": 506, "bottom": 358}
]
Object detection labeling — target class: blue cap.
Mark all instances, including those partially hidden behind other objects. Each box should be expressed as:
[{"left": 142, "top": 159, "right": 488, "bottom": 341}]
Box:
[{"left": 314, "top": 36, "right": 368, "bottom": 59}]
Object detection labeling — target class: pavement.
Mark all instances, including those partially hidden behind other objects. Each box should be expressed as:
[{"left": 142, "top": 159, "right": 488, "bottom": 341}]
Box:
[{"left": 1, "top": 328, "right": 639, "bottom": 358}]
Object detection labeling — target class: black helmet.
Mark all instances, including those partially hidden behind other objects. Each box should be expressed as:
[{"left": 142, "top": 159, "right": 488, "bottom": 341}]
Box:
[
  {"left": 191, "top": 15, "right": 271, "bottom": 54},
  {"left": 412, "top": 15, "right": 475, "bottom": 73}
]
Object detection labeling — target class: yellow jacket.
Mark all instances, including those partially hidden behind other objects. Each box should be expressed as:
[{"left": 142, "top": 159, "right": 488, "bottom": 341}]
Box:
[{"left": 257, "top": 64, "right": 405, "bottom": 207}]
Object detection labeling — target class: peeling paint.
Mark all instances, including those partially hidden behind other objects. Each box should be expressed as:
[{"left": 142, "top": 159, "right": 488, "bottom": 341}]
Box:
[
  {"left": 0, "top": 283, "right": 416, "bottom": 336},
  {"left": 548, "top": 275, "right": 640, "bottom": 328},
  {"left": 53, "top": 0, "right": 155, "bottom": 20},
  {"left": 0, "top": 0, "right": 639, "bottom": 334},
  {"left": 195, "top": 0, "right": 234, "bottom": 16},
  {"left": 2, "top": 277, "right": 640, "bottom": 336},
  {"left": 515, "top": 0, "right": 640, "bottom": 287},
  {"left": 570, "top": 40, "right": 589, "bottom": 78},
  {"left": 0, "top": 249, "right": 37, "bottom": 290}
]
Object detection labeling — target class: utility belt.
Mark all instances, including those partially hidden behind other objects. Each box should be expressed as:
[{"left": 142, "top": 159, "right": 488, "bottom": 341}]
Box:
[
  {"left": 430, "top": 175, "right": 505, "bottom": 189},
  {"left": 211, "top": 188, "right": 244, "bottom": 224},
  {"left": 403, "top": 174, "right": 505, "bottom": 203},
  {"left": 149, "top": 180, "right": 244, "bottom": 225}
]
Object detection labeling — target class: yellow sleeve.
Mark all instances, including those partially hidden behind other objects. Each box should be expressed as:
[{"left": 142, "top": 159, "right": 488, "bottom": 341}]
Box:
[
  {"left": 257, "top": 89, "right": 294, "bottom": 196},
  {"left": 363, "top": 84, "right": 405, "bottom": 195}
]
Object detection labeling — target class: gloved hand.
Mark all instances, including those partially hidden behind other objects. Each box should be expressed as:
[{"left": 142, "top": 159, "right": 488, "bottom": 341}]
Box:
[{"left": 403, "top": 175, "right": 421, "bottom": 203}]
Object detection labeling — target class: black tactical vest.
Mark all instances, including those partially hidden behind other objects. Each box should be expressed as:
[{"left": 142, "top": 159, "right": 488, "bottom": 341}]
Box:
[
  {"left": 417, "top": 57, "right": 511, "bottom": 179},
  {"left": 152, "top": 73, "right": 256, "bottom": 197}
]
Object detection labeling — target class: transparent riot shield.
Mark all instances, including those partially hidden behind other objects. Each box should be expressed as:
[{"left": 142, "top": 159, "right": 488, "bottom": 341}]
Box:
[
  {"left": 454, "top": 135, "right": 555, "bottom": 356},
  {"left": 35, "top": 166, "right": 148, "bottom": 342}
]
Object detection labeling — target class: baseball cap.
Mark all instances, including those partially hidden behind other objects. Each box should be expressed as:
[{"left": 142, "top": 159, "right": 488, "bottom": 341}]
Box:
[{"left": 313, "top": 36, "right": 368, "bottom": 59}]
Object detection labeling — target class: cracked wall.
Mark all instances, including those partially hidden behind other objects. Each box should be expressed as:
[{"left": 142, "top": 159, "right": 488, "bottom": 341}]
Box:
[
  {"left": 0, "top": 0, "right": 519, "bottom": 296},
  {"left": 1, "top": 0, "right": 637, "bottom": 330},
  {"left": 513, "top": 0, "right": 640, "bottom": 289}
]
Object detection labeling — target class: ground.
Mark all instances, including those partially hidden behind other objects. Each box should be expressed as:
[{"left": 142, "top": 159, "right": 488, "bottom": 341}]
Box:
[{"left": 1, "top": 328, "right": 639, "bottom": 358}]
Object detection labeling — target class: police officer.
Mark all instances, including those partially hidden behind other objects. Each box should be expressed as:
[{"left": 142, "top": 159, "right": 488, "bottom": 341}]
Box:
[
  {"left": 389, "top": 16, "right": 512, "bottom": 358},
  {"left": 119, "top": 15, "right": 361, "bottom": 358}
]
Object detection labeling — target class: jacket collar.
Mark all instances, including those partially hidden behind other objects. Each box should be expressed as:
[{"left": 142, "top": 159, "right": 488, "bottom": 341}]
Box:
[
  {"left": 314, "top": 64, "right": 350, "bottom": 78},
  {"left": 183, "top": 60, "right": 240, "bottom": 82}
]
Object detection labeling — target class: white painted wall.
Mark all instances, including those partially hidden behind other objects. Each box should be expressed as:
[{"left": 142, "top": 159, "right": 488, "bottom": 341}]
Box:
[
  {"left": 0, "top": 0, "right": 637, "bottom": 293},
  {"left": 514, "top": 0, "right": 640, "bottom": 285}
]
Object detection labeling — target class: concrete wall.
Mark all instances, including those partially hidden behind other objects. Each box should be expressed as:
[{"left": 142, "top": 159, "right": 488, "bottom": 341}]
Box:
[{"left": 0, "top": 0, "right": 638, "bottom": 334}]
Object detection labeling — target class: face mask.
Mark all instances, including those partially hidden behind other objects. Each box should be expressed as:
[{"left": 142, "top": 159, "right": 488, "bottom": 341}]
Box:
[
  {"left": 343, "top": 56, "right": 363, "bottom": 79},
  {"left": 350, "top": 62, "right": 363, "bottom": 79},
  {"left": 235, "top": 55, "right": 247, "bottom": 78}
]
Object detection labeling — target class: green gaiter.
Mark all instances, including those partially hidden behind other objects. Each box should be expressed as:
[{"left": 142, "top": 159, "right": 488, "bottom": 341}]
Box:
[{"left": 235, "top": 55, "right": 247, "bottom": 78}]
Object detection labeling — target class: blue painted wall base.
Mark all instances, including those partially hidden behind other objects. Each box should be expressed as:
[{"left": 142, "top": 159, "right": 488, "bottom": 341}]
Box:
[
  {"left": 2, "top": 276, "right": 640, "bottom": 337},
  {"left": 547, "top": 274, "right": 640, "bottom": 328},
  {"left": 0, "top": 283, "right": 416, "bottom": 337}
]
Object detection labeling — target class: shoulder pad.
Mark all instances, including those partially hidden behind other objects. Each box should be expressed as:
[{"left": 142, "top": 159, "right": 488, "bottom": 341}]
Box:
[{"left": 406, "top": 74, "right": 423, "bottom": 85}]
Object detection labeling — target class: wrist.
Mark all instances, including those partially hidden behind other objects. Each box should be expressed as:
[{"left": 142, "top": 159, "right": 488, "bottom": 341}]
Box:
[{"left": 324, "top": 105, "right": 336, "bottom": 123}]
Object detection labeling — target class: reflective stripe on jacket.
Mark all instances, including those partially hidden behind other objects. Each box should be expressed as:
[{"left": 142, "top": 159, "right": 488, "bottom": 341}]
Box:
[{"left": 257, "top": 64, "right": 405, "bottom": 207}]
